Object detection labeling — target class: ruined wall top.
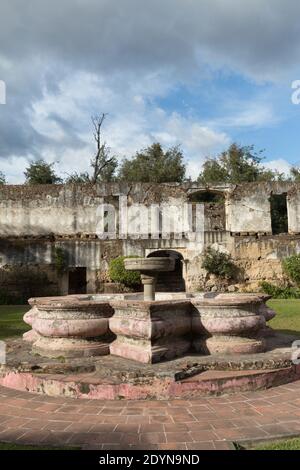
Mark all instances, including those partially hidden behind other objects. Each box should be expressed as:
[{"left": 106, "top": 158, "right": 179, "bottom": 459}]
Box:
[{"left": 0, "top": 181, "right": 299, "bottom": 237}]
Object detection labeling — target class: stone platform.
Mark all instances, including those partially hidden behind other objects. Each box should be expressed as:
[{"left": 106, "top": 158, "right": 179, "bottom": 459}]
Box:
[{"left": 1, "top": 333, "right": 299, "bottom": 400}]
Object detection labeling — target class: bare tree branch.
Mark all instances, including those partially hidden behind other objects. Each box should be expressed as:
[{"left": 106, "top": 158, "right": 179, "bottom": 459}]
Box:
[
  {"left": 90, "top": 113, "right": 112, "bottom": 184},
  {"left": 65, "top": 113, "right": 118, "bottom": 184}
]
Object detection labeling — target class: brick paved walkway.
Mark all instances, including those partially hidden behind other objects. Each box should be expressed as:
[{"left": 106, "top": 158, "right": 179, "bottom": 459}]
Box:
[{"left": 0, "top": 382, "right": 300, "bottom": 450}]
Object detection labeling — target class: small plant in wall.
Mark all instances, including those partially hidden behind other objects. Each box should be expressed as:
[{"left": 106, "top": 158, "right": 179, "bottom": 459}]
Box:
[
  {"left": 282, "top": 254, "right": 300, "bottom": 285},
  {"left": 54, "top": 247, "right": 68, "bottom": 274},
  {"left": 201, "top": 247, "right": 236, "bottom": 280},
  {"left": 109, "top": 256, "right": 141, "bottom": 288}
]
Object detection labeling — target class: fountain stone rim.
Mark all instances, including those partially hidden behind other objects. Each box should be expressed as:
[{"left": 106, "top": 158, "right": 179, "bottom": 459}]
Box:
[{"left": 124, "top": 257, "right": 175, "bottom": 272}]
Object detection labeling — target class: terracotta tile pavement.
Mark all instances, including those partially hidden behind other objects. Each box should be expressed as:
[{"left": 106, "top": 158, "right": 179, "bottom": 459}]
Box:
[{"left": 0, "top": 381, "right": 300, "bottom": 450}]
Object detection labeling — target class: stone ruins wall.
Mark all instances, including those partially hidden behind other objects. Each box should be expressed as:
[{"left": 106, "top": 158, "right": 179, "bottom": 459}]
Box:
[{"left": 0, "top": 182, "right": 299, "bottom": 295}]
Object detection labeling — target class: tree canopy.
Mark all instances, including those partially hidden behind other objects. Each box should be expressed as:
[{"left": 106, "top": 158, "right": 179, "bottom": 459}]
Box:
[
  {"left": 2, "top": 140, "right": 300, "bottom": 185},
  {"left": 24, "top": 159, "right": 62, "bottom": 185},
  {"left": 118, "top": 143, "right": 186, "bottom": 183},
  {"left": 197, "top": 143, "right": 283, "bottom": 185}
]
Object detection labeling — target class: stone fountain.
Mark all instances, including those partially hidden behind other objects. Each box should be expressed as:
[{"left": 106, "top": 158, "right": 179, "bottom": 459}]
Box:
[
  {"left": 124, "top": 257, "right": 175, "bottom": 301},
  {"left": 21, "top": 257, "right": 277, "bottom": 363},
  {"left": 3, "top": 257, "right": 299, "bottom": 400}
]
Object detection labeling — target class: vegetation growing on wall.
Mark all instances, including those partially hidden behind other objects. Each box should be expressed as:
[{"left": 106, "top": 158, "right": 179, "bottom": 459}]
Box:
[
  {"left": 109, "top": 256, "right": 141, "bottom": 288},
  {"left": 188, "top": 190, "right": 224, "bottom": 204},
  {"left": 54, "top": 247, "right": 68, "bottom": 274},
  {"left": 201, "top": 247, "right": 236, "bottom": 279},
  {"left": 260, "top": 254, "right": 300, "bottom": 298},
  {"left": 282, "top": 254, "right": 300, "bottom": 285}
]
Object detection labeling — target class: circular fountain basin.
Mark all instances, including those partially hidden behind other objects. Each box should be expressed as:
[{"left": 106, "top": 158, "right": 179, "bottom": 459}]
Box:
[
  {"left": 124, "top": 257, "right": 175, "bottom": 272},
  {"left": 191, "top": 293, "right": 268, "bottom": 354},
  {"left": 26, "top": 295, "right": 117, "bottom": 358}
]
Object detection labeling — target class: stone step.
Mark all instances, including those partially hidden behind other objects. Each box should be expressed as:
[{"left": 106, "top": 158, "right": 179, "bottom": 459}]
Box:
[{"left": 1, "top": 365, "right": 299, "bottom": 400}]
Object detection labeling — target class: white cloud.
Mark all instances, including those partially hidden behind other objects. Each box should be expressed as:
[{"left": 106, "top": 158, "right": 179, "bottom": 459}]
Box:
[
  {"left": 213, "top": 103, "right": 278, "bottom": 129},
  {"left": 264, "top": 158, "right": 292, "bottom": 175},
  {"left": 1, "top": 0, "right": 300, "bottom": 180},
  {"left": 0, "top": 72, "right": 228, "bottom": 183}
]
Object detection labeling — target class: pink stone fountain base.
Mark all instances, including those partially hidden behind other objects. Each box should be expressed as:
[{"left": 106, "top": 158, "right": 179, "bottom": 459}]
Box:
[
  {"left": 23, "top": 330, "right": 40, "bottom": 343},
  {"left": 33, "top": 336, "right": 110, "bottom": 358},
  {"left": 24, "top": 292, "right": 276, "bottom": 363},
  {"left": 1, "top": 334, "right": 299, "bottom": 400},
  {"left": 194, "top": 336, "right": 266, "bottom": 355},
  {"left": 110, "top": 338, "right": 191, "bottom": 364}
]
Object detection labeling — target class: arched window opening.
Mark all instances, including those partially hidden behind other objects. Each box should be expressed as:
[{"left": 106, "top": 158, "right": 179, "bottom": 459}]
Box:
[{"left": 147, "top": 250, "right": 185, "bottom": 292}]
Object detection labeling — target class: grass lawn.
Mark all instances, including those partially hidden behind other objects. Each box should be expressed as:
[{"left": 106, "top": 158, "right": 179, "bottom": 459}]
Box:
[
  {"left": 268, "top": 299, "right": 300, "bottom": 337},
  {"left": 253, "top": 437, "right": 300, "bottom": 450},
  {"left": 0, "top": 305, "right": 30, "bottom": 340}
]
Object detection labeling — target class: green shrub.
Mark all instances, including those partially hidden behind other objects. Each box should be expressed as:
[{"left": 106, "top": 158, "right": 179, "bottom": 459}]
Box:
[
  {"left": 282, "top": 254, "right": 300, "bottom": 285},
  {"left": 260, "top": 281, "right": 300, "bottom": 299},
  {"left": 109, "top": 256, "right": 141, "bottom": 287},
  {"left": 201, "top": 247, "right": 236, "bottom": 279}
]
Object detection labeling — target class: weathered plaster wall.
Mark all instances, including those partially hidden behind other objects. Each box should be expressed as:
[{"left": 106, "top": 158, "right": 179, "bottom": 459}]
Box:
[
  {"left": 0, "top": 183, "right": 229, "bottom": 237},
  {"left": 0, "top": 182, "right": 300, "bottom": 294},
  {"left": 226, "top": 187, "right": 272, "bottom": 234}
]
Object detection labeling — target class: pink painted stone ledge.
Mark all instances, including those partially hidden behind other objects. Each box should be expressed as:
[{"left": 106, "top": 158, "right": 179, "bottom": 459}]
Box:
[{"left": 1, "top": 364, "right": 300, "bottom": 400}]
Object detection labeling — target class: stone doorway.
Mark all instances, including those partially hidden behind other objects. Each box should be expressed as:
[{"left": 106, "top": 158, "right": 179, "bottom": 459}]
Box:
[
  {"left": 270, "top": 193, "right": 288, "bottom": 234},
  {"left": 68, "top": 267, "right": 87, "bottom": 295},
  {"left": 147, "top": 250, "right": 185, "bottom": 292}
]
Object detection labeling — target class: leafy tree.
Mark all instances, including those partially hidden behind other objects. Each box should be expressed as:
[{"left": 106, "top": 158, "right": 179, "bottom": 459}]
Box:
[
  {"left": 197, "top": 159, "right": 228, "bottom": 185},
  {"left": 0, "top": 171, "right": 6, "bottom": 185},
  {"left": 65, "top": 114, "right": 118, "bottom": 184},
  {"left": 198, "top": 143, "right": 281, "bottom": 184},
  {"left": 24, "top": 159, "right": 62, "bottom": 185},
  {"left": 290, "top": 167, "right": 300, "bottom": 182},
  {"left": 118, "top": 143, "right": 186, "bottom": 183},
  {"left": 64, "top": 172, "right": 91, "bottom": 184}
]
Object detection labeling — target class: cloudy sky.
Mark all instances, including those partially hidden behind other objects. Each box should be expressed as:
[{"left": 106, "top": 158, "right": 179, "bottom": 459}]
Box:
[{"left": 1, "top": 0, "right": 300, "bottom": 183}]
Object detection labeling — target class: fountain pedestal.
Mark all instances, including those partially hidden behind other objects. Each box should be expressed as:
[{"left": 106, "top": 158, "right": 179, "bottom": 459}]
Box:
[
  {"left": 109, "top": 299, "right": 191, "bottom": 363},
  {"left": 141, "top": 275, "right": 156, "bottom": 301},
  {"left": 124, "top": 257, "right": 175, "bottom": 301}
]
